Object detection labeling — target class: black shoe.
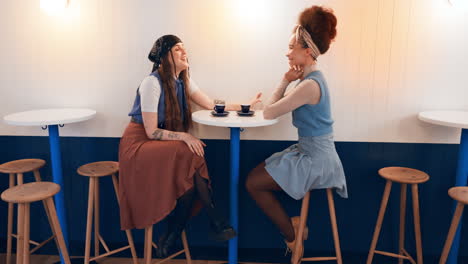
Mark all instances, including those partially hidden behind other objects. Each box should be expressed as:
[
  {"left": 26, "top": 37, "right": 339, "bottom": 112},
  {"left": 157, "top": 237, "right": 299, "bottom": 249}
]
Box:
[
  {"left": 156, "top": 230, "right": 181, "bottom": 258},
  {"left": 209, "top": 220, "right": 237, "bottom": 242}
]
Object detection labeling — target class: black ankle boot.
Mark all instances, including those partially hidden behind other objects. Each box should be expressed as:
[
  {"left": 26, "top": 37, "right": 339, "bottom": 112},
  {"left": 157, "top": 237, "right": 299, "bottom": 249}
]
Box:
[
  {"left": 156, "top": 230, "right": 181, "bottom": 258},
  {"left": 209, "top": 220, "right": 237, "bottom": 242}
]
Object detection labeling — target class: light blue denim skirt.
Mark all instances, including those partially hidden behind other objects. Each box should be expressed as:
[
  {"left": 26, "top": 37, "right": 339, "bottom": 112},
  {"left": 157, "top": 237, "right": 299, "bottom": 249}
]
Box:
[{"left": 265, "top": 133, "right": 348, "bottom": 200}]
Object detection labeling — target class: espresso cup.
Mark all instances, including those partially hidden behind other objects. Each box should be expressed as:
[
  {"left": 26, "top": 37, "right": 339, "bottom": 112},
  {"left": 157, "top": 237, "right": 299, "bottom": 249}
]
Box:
[
  {"left": 241, "top": 104, "right": 250, "bottom": 113},
  {"left": 214, "top": 104, "right": 226, "bottom": 114}
]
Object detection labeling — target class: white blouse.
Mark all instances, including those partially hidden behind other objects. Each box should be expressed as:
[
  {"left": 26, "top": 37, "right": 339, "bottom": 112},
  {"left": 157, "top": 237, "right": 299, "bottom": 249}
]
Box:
[{"left": 139, "top": 75, "right": 200, "bottom": 113}]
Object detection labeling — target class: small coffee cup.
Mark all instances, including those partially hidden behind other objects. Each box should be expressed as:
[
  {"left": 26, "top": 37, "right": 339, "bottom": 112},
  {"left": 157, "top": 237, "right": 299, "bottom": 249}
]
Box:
[
  {"left": 214, "top": 104, "right": 226, "bottom": 114},
  {"left": 240, "top": 104, "right": 250, "bottom": 113}
]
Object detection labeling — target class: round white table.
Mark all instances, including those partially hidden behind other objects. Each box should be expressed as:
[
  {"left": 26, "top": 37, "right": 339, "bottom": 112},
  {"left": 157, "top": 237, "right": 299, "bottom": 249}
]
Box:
[
  {"left": 418, "top": 110, "right": 468, "bottom": 264},
  {"left": 192, "top": 110, "right": 277, "bottom": 264},
  {"left": 4, "top": 108, "right": 96, "bottom": 264}
]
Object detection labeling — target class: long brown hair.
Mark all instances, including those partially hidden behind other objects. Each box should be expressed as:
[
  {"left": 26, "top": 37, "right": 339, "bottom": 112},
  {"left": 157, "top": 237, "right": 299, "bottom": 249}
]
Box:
[{"left": 157, "top": 50, "right": 192, "bottom": 132}]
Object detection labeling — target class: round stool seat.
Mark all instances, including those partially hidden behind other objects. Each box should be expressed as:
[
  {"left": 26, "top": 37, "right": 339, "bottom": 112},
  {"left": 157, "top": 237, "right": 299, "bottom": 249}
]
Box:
[
  {"left": 449, "top": 187, "right": 468, "bottom": 205},
  {"left": 1, "top": 182, "right": 60, "bottom": 203},
  {"left": 0, "top": 159, "right": 46, "bottom": 174},
  {"left": 378, "top": 167, "right": 429, "bottom": 184},
  {"left": 77, "top": 161, "right": 118, "bottom": 177}
]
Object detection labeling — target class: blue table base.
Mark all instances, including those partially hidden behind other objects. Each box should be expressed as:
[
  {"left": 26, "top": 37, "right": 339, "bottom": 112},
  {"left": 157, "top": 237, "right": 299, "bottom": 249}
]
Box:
[
  {"left": 48, "top": 125, "right": 69, "bottom": 264},
  {"left": 229, "top": 127, "right": 240, "bottom": 264},
  {"left": 448, "top": 128, "right": 468, "bottom": 264}
]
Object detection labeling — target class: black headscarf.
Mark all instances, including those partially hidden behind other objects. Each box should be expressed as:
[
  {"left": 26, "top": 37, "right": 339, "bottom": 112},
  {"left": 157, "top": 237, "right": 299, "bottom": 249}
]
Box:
[{"left": 148, "top": 35, "right": 182, "bottom": 72}]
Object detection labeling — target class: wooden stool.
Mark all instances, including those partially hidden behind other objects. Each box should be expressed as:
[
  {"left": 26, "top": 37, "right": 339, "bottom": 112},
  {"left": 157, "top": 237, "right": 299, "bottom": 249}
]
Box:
[
  {"left": 77, "top": 161, "right": 138, "bottom": 264},
  {"left": 143, "top": 223, "right": 192, "bottom": 264},
  {"left": 367, "top": 167, "right": 430, "bottom": 264},
  {"left": 439, "top": 187, "right": 468, "bottom": 264},
  {"left": 1, "top": 181, "right": 71, "bottom": 264},
  {"left": 0, "top": 159, "right": 55, "bottom": 264},
  {"left": 291, "top": 189, "right": 343, "bottom": 264}
]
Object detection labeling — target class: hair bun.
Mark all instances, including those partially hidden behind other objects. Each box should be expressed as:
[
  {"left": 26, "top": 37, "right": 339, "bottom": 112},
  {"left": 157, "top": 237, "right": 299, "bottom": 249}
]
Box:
[{"left": 298, "top": 6, "right": 337, "bottom": 54}]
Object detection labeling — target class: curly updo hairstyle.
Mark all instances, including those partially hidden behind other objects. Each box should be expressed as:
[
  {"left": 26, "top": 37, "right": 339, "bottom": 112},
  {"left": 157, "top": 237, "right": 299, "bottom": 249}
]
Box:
[{"left": 298, "top": 6, "right": 337, "bottom": 55}]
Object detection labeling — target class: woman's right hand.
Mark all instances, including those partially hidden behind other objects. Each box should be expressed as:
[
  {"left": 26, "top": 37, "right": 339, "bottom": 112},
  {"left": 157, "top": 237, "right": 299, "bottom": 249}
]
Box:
[
  {"left": 284, "top": 65, "right": 303, "bottom": 82},
  {"left": 181, "top": 133, "right": 206, "bottom": 157}
]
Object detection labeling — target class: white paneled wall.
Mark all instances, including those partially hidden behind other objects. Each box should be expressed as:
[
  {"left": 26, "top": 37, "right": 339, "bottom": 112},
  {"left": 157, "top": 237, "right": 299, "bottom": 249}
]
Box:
[{"left": 1, "top": 0, "right": 467, "bottom": 142}]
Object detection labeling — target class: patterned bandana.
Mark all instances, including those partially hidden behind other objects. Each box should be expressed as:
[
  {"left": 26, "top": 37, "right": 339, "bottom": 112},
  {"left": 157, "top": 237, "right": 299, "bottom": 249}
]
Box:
[
  {"left": 148, "top": 35, "right": 182, "bottom": 69},
  {"left": 293, "top": 24, "right": 320, "bottom": 60}
]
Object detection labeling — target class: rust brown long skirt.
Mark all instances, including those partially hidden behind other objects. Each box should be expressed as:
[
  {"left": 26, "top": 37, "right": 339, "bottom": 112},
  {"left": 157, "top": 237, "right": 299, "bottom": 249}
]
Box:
[{"left": 118, "top": 122, "right": 209, "bottom": 230}]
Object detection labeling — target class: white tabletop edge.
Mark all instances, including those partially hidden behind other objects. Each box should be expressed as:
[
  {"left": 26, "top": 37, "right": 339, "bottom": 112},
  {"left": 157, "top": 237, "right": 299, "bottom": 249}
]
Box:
[
  {"left": 418, "top": 111, "right": 468, "bottom": 129},
  {"left": 3, "top": 108, "right": 97, "bottom": 126},
  {"left": 192, "top": 110, "right": 278, "bottom": 128}
]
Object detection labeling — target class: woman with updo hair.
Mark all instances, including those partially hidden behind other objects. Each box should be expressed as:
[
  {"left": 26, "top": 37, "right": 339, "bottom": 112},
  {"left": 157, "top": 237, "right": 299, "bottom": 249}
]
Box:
[
  {"left": 119, "top": 35, "right": 261, "bottom": 257},
  {"left": 246, "top": 6, "right": 347, "bottom": 260}
]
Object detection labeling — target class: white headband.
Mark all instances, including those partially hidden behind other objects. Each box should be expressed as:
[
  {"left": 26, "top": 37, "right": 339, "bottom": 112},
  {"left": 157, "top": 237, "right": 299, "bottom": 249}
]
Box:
[{"left": 294, "top": 24, "right": 320, "bottom": 60}]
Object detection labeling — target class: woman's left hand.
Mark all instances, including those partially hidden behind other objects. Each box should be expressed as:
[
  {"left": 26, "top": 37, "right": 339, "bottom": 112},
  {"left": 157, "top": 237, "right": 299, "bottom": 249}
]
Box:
[
  {"left": 284, "top": 65, "right": 303, "bottom": 82},
  {"left": 249, "top": 92, "right": 262, "bottom": 108}
]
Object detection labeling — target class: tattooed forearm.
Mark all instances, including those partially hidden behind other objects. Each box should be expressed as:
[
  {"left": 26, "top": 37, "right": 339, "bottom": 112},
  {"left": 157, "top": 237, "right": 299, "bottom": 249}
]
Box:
[
  {"left": 152, "top": 129, "right": 164, "bottom": 140},
  {"left": 152, "top": 128, "right": 180, "bottom": 140},
  {"left": 167, "top": 131, "right": 180, "bottom": 139},
  {"left": 214, "top": 99, "right": 225, "bottom": 104}
]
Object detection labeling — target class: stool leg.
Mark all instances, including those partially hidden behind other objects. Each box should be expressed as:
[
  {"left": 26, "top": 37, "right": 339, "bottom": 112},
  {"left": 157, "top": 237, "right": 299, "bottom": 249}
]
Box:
[
  {"left": 94, "top": 178, "right": 100, "bottom": 257},
  {"left": 84, "top": 178, "right": 96, "bottom": 264},
  {"left": 124, "top": 230, "right": 138, "bottom": 264},
  {"left": 399, "top": 184, "right": 407, "bottom": 264},
  {"left": 440, "top": 202, "right": 464, "bottom": 264},
  {"left": 15, "top": 169, "right": 24, "bottom": 264},
  {"left": 367, "top": 180, "right": 393, "bottom": 264},
  {"left": 6, "top": 173, "right": 15, "bottom": 264},
  {"left": 17, "top": 173, "right": 24, "bottom": 185},
  {"left": 15, "top": 169, "right": 25, "bottom": 264},
  {"left": 45, "top": 197, "right": 71, "bottom": 264},
  {"left": 292, "top": 192, "right": 310, "bottom": 264},
  {"left": 40, "top": 194, "right": 60, "bottom": 255},
  {"left": 35, "top": 169, "right": 57, "bottom": 245},
  {"left": 32, "top": 170, "right": 42, "bottom": 182},
  {"left": 181, "top": 231, "right": 192, "bottom": 264},
  {"left": 111, "top": 175, "right": 138, "bottom": 264},
  {"left": 411, "top": 184, "right": 423, "bottom": 264},
  {"left": 327, "top": 189, "right": 343, "bottom": 264},
  {"left": 23, "top": 203, "right": 30, "bottom": 264},
  {"left": 144, "top": 225, "right": 153, "bottom": 264},
  {"left": 17, "top": 203, "right": 25, "bottom": 264}
]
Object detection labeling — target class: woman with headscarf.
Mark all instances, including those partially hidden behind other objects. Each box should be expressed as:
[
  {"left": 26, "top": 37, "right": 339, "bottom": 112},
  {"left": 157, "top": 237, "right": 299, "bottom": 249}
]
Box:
[
  {"left": 119, "top": 34, "right": 261, "bottom": 257},
  {"left": 245, "top": 6, "right": 348, "bottom": 261}
]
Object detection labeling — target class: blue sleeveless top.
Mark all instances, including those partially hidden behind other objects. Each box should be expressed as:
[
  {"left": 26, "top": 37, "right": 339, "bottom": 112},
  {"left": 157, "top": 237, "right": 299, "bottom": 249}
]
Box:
[
  {"left": 292, "top": 71, "right": 334, "bottom": 137},
  {"left": 128, "top": 72, "right": 187, "bottom": 129}
]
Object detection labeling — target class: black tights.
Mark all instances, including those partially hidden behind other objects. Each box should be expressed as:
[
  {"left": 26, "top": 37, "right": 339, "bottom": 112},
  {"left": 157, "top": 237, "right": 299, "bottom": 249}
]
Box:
[
  {"left": 245, "top": 162, "right": 295, "bottom": 242},
  {"left": 167, "top": 172, "right": 223, "bottom": 233}
]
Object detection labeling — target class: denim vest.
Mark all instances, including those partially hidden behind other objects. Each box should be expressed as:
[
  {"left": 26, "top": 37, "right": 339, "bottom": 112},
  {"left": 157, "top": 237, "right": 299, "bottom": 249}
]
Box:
[{"left": 128, "top": 71, "right": 187, "bottom": 129}]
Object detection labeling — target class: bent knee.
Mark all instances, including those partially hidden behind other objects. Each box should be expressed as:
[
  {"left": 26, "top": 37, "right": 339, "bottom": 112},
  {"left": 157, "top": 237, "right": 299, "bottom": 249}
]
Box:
[{"left": 245, "top": 170, "right": 258, "bottom": 194}]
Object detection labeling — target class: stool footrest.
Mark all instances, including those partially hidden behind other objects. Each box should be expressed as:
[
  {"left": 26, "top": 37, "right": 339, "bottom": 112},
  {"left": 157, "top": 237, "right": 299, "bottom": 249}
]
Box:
[
  {"left": 302, "top": 256, "right": 337, "bottom": 262},
  {"left": 154, "top": 249, "right": 186, "bottom": 264},
  {"left": 98, "top": 234, "right": 110, "bottom": 253},
  {"left": 401, "top": 248, "right": 417, "bottom": 264},
  {"left": 375, "top": 249, "right": 413, "bottom": 261},
  {"left": 11, "top": 234, "right": 40, "bottom": 246},
  {"left": 90, "top": 245, "right": 131, "bottom": 262},
  {"left": 30, "top": 235, "right": 56, "bottom": 254},
  {"left": 11, "top": 233, "right": 55, "bottom": 253}
]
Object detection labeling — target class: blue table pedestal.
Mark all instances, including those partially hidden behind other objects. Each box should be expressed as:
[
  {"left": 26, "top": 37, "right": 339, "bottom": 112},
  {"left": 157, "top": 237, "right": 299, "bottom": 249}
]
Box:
[
  {"left": 448, "top": 128, "right": 468, "bottom": 264},
  {"left": 228, "top": 127, "right": 240, "bottom": 264},
  {"left": 48, "top": 125, "right": 68, "bottom": 264},
  {"left": 49, "top": 125, "right": 97, "bottom": 264}
]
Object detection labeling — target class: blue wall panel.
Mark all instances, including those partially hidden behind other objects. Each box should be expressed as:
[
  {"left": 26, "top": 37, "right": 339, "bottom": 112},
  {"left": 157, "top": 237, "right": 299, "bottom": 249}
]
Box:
[{"left": 0, "top": 136, "right": 465, "bottom": 262}]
